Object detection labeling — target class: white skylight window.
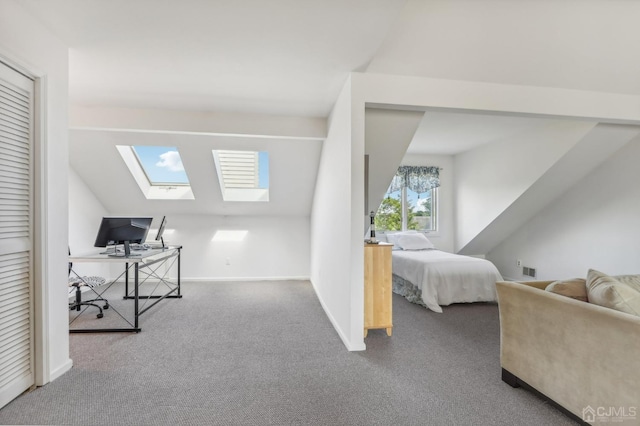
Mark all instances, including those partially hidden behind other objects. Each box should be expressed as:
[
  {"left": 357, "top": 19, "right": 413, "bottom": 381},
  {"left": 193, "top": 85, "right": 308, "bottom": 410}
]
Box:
[
  {"left": 212, "top": 150, "right": 269, "bottom": 202},
  {"left": 117, "top": 145, "right": 195, "bottom": 200},
  {"left": 133, "top": 146, "right": 190, "bottom": 184}
]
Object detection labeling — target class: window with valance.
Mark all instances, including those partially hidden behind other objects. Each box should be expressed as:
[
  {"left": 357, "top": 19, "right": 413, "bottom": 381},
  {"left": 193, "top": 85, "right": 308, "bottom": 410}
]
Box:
[
  {"left": 388, "top": 166, "right": 440, "bottom": 193},
  {"left": 376, "top": 165, "right": 440, "bottom": 232}
]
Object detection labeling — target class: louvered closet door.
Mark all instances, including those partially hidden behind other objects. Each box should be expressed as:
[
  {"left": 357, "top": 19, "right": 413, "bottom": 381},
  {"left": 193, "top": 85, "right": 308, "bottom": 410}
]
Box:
[{"left": 0, "top": 61, "right": 34, "bottom": 409}]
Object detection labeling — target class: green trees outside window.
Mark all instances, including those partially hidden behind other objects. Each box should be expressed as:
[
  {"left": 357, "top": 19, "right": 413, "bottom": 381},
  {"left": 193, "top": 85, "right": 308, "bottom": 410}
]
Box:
[{"left": 375, "top": 188, "right": 435, "bottom": 232}]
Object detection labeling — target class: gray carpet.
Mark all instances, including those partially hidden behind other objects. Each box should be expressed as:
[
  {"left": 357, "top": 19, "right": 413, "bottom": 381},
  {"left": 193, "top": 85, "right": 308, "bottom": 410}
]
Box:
[{"left": 0, "top": 281, "right": 577, "bottom": 425}]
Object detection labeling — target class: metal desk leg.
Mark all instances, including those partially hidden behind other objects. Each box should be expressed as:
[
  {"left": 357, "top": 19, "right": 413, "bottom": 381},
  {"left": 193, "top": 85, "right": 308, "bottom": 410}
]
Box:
[
  {"left": 125, "top": 262, "right": 129, "bottom": 298},
  {"left": 134, "top": 263, "right": 139, "bottom": 330},
  {"left": 177, "top": 247, "right": 181, "bottom": 297}
]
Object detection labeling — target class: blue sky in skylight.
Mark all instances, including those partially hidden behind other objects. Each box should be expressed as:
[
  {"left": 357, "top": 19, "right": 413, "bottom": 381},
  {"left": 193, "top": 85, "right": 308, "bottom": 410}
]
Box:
[
  {"left": 258, "top": 151, "right": 269, "bottom": 188},
  {"left": 133, "top": 146, "right": 190, "bottom": 184}
]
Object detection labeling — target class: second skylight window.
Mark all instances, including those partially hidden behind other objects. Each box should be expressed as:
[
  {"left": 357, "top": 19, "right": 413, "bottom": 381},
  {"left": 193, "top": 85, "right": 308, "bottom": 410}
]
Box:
[{"left": 212, "top": 150, "right": 269, "bottom": 202}]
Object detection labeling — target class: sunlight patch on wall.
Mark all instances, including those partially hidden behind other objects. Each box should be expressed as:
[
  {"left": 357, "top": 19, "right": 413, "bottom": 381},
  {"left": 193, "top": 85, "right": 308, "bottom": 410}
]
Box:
[{"left": 212, "top": 230, "right": 249, "bottom": 242}]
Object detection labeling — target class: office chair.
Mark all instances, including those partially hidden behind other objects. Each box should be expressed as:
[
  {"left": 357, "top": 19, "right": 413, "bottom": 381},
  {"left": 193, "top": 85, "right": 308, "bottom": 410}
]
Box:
[{"left": 68, "top": 249, "right": 109, "bottom": 318}]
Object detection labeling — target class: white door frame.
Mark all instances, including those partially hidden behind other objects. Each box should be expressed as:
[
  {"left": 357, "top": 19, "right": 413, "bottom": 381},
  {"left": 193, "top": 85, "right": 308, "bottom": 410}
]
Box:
[{"left": 0, "top": 54, "right": 50, "bottom": 387}]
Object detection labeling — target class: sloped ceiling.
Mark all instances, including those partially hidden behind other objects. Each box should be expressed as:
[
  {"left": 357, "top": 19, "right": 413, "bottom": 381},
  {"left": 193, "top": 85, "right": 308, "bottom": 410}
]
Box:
[
  {"left": 365, "top": 108, "right": 425, "bottom": 221},
  {"left": 407, "top": 110, "right": 560, "bottom": 155},
  {"left": 367, "top": 1, "right": 640, "bottom": 97},
  {"left": 458, "top": 123, "right": 640, "bottom": 255},
  {"left": 69, "top": 129, "right": 322, "bottom": 216}
]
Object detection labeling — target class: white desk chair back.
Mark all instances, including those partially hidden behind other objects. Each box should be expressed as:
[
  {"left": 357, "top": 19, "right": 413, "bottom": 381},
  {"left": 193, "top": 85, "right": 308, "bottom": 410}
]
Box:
[{"left": 68, "top": 248, "right": 109, "bottom": 318}]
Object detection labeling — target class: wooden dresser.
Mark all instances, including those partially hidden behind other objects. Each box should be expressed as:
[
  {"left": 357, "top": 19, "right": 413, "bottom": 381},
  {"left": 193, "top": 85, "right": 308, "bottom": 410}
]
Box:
[{"left": 364, "top": 243, "right": 393, "bottom": 337}]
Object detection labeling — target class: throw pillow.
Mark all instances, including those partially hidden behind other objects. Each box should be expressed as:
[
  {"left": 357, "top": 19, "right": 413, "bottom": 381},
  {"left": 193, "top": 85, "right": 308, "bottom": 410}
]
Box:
[
  {"left": 612, "top": 274, "right": 640, "bottom": 293},
  {"left": 586, "top": 269, "right": 640, "bottom": 317},
  {"left": 545, "top": 278, "right": 588, "bottom": 302},
  {"left": 396, "top": 233, "right": 435, "bottom": 251}
]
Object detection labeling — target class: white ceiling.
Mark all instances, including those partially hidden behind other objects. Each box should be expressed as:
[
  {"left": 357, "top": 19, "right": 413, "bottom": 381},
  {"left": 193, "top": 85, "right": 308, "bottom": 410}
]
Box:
[
  {"left": 21, "top": 0, "right": 640, "bottom": 119},
  {"left": 21, "top": 0, "right": 406, "bottom": 117}
]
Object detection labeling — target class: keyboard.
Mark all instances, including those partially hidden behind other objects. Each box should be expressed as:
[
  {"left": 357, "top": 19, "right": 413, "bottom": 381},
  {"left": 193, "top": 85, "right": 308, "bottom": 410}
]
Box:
[{"left": 100, "top": 247, "right": 123, "bottom": 254}]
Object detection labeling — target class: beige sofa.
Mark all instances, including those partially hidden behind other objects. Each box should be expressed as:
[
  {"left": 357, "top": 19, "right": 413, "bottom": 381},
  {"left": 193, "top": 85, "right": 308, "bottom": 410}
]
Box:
[{"left": 496, "top": 280, "right": 640, "bottom": 424}]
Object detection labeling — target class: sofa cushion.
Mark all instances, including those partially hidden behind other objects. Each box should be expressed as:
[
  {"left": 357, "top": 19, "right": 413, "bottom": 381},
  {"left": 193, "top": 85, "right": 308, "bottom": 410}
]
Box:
[
  {"left": 586, "top": 269, "right": 640, "bottom": 317},
  {"left": 545, "top": 278, "right": 588, "bottom": 302}
]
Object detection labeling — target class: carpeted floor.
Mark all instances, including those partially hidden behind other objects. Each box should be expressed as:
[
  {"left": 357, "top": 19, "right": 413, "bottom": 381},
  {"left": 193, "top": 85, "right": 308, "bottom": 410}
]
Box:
[{"left": 0, "top": 281, "right": 578, "bottom": 425}]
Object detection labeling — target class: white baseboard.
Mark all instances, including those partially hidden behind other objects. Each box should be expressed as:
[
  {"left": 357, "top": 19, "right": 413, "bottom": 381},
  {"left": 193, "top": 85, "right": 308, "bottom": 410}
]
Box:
[
  {"left": 109, "top": 276, "right": 310, "bottom": 283},
  {"left": 48, "top": 358, "right": 73, "bottom": 383},
  {"left": 310, "top": 279, "right": 366, "bottom": 352},
  {"left": 181, "top": 276, "right": 311, "bottom": 282}
]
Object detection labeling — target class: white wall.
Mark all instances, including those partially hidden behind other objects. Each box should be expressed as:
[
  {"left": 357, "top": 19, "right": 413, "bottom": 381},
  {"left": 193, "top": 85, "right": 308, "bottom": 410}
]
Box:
[
  {"left": 310, "top": 78, "right": 362, "bottom": 350},
  {"left": 68, "top": 169, "right": 311, "bottom": 280},
  {"left": 0, "top": 1, "right": 71, "bottom": 384},
  {"left": 160, "top": 214, "right": 310, "bottom": 280},
  {"left": 488, "top": 135, "right": 640, "bottom": 280},
  {"left": 69, "top": 168, "right": 107, "bottom": 251},
  {"left": 400, "top": 153, "right": 454, "bottom": 253},
  {"left": 453, "top": 120, "right": 595, "bottom": 252},
  {"left": 68, "top": 168, "right": 111, "bottom": 278}
]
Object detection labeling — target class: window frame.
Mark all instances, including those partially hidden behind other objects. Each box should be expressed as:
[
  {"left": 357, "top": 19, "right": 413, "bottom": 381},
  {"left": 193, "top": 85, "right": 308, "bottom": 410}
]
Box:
[
  {"left": 405, "top": 186, "right": 438, "bottom": 233},
  {"left": 376, "top": 185, "right": 439, "bottom": 234}
]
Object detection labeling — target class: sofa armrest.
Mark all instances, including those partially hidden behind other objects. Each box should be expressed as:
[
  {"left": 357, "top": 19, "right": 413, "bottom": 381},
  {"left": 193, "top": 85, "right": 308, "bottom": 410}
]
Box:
[
  {"left": 496, "top": 281, "right": 640, "bottom": 419},
  {"left": 498, "top": 280, "right": 555, "bottom": 290}
]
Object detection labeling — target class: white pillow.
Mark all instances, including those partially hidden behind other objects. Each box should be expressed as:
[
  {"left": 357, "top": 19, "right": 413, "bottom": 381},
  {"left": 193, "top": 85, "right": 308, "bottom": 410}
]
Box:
[
  {"left": 396, "top": 233, "right": 435, "bottom": 250},
  {"left": 386, "top": 231, "right": 417, "bottom": 248}
]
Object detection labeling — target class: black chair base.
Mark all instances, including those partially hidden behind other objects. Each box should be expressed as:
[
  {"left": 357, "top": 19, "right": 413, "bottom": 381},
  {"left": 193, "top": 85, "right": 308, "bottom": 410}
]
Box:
[{"left": 69, "top": 285, "right": 109, "bottom": 319}]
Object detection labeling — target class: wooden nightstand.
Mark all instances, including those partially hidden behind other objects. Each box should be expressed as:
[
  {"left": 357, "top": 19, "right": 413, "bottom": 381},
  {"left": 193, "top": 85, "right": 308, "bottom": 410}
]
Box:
[{"left": 364, "top": 243, "right": 393, "bottom": 337}]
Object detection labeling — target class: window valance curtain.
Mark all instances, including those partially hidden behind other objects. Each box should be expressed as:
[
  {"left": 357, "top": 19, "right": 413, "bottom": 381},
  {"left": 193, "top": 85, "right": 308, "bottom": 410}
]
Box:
[{"left": 389, "top": 166, "right": 440, "bottom": 194}]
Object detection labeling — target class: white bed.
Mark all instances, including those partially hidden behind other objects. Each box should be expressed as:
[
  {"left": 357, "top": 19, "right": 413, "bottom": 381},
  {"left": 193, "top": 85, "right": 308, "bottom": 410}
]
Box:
[{"left": 391, "top": 248, "right": 503, "bottom": 313}]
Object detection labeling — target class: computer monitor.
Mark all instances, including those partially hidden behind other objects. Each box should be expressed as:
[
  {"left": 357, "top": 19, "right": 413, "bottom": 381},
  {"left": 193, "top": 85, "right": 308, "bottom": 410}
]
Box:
[
  {"left": 155, "top": 216, "right": 167, "bottom": 249},
  {"left": 94, "top": 217, "right": 153, "bottom": 257}
]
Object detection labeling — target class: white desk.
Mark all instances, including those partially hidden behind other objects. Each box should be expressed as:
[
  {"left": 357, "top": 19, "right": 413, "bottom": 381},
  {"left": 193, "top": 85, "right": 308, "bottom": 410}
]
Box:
[{"left": 68, "top": 246, "right": 182, "bottom": 333}]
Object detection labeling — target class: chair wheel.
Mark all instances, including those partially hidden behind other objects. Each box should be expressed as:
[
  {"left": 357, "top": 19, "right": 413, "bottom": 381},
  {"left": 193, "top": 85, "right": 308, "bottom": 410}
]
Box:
[
  {"left": 97, "top": 313, "right": 104, "bottom": 319},
  {"left": 104, "top": 304, "right": 109, "bottom": 309}
]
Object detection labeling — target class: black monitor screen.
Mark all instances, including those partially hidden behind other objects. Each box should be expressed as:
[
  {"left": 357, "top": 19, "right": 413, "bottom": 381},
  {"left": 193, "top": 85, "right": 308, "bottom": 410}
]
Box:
[
  {"left": 155, "top": 216, "right": 167, "bottom": 241},
  {"left": 94, "top": 217, "right": 153, "bottom": 248}
]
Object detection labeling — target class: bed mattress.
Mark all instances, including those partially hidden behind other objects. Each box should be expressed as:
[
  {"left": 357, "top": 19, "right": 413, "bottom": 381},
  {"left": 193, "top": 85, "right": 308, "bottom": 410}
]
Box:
[{"left": 392, "top": 249, "right": 503, "bottom": 313}]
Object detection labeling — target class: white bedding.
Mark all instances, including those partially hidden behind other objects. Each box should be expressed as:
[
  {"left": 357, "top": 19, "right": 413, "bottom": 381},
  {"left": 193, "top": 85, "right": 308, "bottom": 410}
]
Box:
[{"left": 392, "top": 249, "right": 503, "bottom": 313}]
